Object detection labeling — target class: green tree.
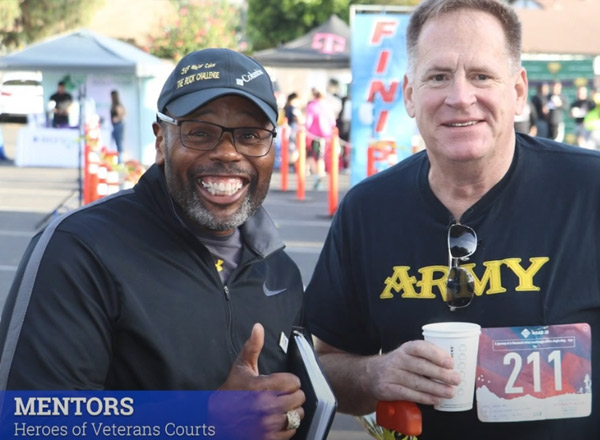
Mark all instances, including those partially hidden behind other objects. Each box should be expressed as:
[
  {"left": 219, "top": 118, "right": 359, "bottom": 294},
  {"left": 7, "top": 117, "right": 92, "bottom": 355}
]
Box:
[
  {"left": 247, "top": 0, "right": 346, "bottom": 52},
  {"left": 0, "top": 0, "right": 104, "bottom": 53},
  {"left": 0, "top": 0, "right": 21, "bottom": 31},
  {"left": 146, "top": 0, "right": 242, "bottom": 61},
  {"left": 246, "top": 0, "right": 421, "bottom": 52}
]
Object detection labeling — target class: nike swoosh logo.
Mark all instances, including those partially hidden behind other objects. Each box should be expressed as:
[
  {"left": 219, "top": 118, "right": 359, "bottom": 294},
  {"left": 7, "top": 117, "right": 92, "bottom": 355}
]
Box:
[{"left": 263, "top": 282, "right": 287, "bottom": 297}]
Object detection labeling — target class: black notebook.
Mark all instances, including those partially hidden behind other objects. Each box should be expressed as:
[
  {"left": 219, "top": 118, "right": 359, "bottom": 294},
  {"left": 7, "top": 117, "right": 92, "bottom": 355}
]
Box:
[{"left": 287, "top": 327, "right": 337, "bottom": 440}]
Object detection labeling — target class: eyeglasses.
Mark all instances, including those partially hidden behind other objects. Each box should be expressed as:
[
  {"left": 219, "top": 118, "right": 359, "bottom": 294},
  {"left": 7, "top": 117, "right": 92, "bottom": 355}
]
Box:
[
  {"left": 156, "top": 111, "right": 277, "bottom": 157},
  {"left": 446, "top": 224, "right": 478, "bottom": 311}
]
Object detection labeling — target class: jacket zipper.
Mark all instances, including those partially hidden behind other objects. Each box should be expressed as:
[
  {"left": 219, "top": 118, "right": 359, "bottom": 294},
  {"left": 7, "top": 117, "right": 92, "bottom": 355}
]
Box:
[
  {"left": 222, "top": 285, "right": 236, "bottom": 360},
  {"left": 221, "top": 254, "right": 268, "bottom": 361}
]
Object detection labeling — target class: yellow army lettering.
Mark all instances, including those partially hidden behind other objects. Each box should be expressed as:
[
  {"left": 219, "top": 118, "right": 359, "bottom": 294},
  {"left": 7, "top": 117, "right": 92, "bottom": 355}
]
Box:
[{"left": 379, "top": 257, "right": 549, "bottom": 301}]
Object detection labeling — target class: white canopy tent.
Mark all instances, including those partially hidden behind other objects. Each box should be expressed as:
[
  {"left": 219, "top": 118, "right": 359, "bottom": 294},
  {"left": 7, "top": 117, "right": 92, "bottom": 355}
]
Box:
[{"left": 0, "top": 29, "right": 173, "bottom": 165}]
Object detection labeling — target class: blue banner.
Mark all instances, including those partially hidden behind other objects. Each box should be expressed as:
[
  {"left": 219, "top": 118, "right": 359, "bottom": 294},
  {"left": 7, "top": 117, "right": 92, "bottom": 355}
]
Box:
[
  {"left": 350, "top": 11, "right": 418, "bottom": 185},
  {"left": 0, "top": 391, "right": 282, "bottom": 439}
]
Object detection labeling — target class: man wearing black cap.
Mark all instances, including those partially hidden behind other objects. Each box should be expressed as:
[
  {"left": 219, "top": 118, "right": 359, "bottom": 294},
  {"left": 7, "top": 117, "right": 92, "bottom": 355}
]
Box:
[{"left": 0, "top": 49, "right": 305, "bottom": 437}]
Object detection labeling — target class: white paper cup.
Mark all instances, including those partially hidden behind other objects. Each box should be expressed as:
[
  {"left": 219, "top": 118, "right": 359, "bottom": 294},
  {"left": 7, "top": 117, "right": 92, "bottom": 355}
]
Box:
[{"left": 422, "top": 322, "right": 481, "bottom": 412}]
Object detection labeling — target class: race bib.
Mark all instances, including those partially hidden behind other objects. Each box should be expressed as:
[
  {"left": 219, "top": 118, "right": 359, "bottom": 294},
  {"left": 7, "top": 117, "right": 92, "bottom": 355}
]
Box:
[{"left": 476, "top": 323, "right": 592, "bottom": 422}]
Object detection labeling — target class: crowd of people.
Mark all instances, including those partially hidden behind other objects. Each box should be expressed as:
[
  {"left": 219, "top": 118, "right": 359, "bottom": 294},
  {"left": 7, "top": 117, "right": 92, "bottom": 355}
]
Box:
[
  {"left": 280, "top": 80, "right": 351, "bottom": 189},
  {"left": 518, "top": 80, "right": 599, "bottom": 149}
]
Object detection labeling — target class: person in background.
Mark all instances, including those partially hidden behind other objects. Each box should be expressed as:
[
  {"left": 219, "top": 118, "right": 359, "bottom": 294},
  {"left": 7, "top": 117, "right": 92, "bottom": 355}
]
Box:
[
  {"left": 530, "top": 82, "right": 549, "bottom": 138},
  {"left": 546, "top": 80, "right": 568, "bottom": 142},
  {"left": 283, "top": 92, "right": 303, "bottom": 166},
  {"left": 584, "top": 89, "right": 600, "bottom": 150},
  {"left": 570, "top": 85, "right": 596, "bottom": 148},
  {"left": 305, "top": 88, "right": 337, "bottom": 190},
  {"left": 0, "top": 48, "right": 305, "bottom": 438},
  {"left": 337, "top": 89, "right": 352, "bottom": 170},
  {"left": 110, "top": 89, "right": 126, "bottom": 160},
  {"left": 326, "top": 78, "right": 343, "bottom": 118},
  {"left": 49, "top": 81, "right": 72, "bottom": 128},
  {"left": 337, "top": 89, "right": 352, "bottom": 142},
  {"left": 513, "top": 97, "right": 537, "bottom": 136},
  {"left": 304, "top": 0, "right": 600, "bottom": 438}
]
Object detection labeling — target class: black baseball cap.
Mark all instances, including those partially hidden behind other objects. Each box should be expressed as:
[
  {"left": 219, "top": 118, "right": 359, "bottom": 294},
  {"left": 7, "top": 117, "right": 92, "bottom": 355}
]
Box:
[{"left": 157, "top": 48, "right": 278, "bottom": 126}]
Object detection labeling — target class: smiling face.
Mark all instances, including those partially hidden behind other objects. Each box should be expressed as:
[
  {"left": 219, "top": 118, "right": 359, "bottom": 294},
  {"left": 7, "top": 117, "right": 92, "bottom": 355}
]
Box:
[
  {"left": 153, "top": 95, "right": 275, "bottom": 235},
  {"left": 403, "top": 10, "right": 527, "bottom": 165}
]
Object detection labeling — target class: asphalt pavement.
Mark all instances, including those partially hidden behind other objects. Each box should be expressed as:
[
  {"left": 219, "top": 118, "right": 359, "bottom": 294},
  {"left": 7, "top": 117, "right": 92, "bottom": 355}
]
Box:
[{"left": 0, "top": 121, "right": 369, "bottom": 439}]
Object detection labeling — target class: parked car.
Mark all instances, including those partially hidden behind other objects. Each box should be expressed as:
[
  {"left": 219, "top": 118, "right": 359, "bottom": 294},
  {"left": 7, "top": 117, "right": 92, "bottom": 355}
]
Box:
[{"left": 0, "top": 71, "right": 44, "bottom": 117}]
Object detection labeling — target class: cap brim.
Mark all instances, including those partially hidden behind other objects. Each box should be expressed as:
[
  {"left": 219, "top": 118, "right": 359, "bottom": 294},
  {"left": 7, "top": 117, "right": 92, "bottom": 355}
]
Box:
[{"left": 165, "top": 88, "right": 278, "bottom": 127}]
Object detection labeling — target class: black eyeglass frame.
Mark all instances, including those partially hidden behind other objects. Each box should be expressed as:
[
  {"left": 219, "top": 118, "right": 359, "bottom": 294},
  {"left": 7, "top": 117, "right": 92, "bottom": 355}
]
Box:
[
  {"left": 156, "top": 111, "right": 277, "bottom": 157},
  {"left": 446, "top": 223, "right": 478, "bottom": 311}
]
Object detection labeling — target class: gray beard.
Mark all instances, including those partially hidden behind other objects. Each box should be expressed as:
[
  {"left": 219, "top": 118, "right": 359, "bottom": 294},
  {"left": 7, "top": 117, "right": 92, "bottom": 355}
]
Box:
[
  {"left": 181, "top": 190, "right": 258, "bottom": 231},
  {"left": 164, "top": 161, "right": 263, "bottom": 232}
]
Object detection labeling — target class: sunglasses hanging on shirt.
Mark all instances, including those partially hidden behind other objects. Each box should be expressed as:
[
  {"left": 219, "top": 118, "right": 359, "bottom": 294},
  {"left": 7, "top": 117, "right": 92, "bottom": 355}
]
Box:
[{"left": 446, "top": 223, "right": 478, "bottom": 311}]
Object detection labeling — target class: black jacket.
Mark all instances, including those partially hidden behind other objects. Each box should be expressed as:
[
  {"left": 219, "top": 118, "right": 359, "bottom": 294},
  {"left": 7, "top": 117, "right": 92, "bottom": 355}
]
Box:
[{"left": 0, "top": 164, "right": 304, "bottom": 390}]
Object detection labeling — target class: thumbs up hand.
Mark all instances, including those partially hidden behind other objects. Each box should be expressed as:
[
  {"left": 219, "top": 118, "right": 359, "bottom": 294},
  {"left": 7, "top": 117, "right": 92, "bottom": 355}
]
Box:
[
  {"left": 220, "top": 322, "right": 265, "bottom": 387},
  {"left": 217, "top": 323, "right": 306, "bottom": 439}
]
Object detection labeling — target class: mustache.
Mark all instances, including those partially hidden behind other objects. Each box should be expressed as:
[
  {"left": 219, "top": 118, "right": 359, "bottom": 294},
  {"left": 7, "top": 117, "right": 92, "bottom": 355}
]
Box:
[{"left": 192, "top": 164, "right": 254, "bottom": 176}]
